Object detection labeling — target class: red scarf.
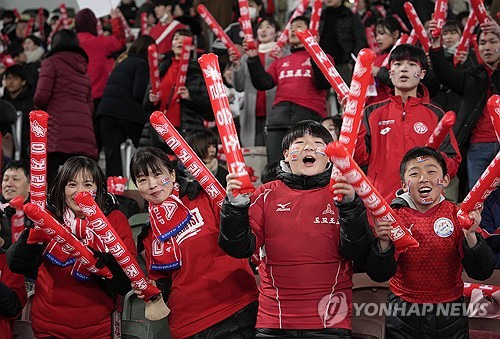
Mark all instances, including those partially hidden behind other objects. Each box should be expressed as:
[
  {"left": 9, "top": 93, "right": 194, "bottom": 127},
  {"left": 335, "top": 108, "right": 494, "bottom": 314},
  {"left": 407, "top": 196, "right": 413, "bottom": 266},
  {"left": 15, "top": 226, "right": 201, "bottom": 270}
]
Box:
[
  {"left": 148, "top": 185, "right": 191, "bottom": 271},
  {"left": 43, "top": 209, "right": 108, "bottom": 281}
]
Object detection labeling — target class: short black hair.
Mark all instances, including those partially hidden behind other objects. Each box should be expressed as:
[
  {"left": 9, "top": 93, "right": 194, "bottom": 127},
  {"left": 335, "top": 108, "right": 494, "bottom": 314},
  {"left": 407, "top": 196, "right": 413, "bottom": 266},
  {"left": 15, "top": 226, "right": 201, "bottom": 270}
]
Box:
[
  {"left": 258, "top": 16, "right": 281, "bottom": 32},
  {"left": 389, "top": 44, "right": 428, "bottom": 70},
  {"left": 3, "top": 159, "right": 29, "bottom": 178},
  {"left": 1, "top": 10, "right": 15, "bottom": 20},
  {"left": 282, "top": 120, "right": 333, "bottom": 151},
  {"left": 477, "top": 28, "right": 500, "bottom": 43},
  {"left": 185, "top": 129, "right": 218, "bottom": 160},
  {"left": 400, "top": 146, "right": 447, "bottom": 181},
  {"left": 442, "top": 20, "right": 463, "bottom": 35},
  {"left": 173, "top": 28, "right": 194, "bottom": 39},
  {"left": 3, "top": 65, "right": 27, "bottom": 82},
  {"left": 291, "top": 15, "right": 309, "bottom": 27},
  {"left": 130, "top": 146, "right": 175, "bottom": 184},
  {"left": 375, "top": 16, "right": 404, "bottom": 36},
  {"left": 321, "top": 116, "right": 342, "bottom": 138}
]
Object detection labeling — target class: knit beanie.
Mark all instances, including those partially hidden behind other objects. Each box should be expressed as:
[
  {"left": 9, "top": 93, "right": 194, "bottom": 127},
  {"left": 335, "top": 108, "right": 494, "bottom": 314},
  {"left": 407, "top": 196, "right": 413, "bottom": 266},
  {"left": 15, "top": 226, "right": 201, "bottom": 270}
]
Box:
[{"left": 75, "top": 8, "right": 97, "bottom": 36}]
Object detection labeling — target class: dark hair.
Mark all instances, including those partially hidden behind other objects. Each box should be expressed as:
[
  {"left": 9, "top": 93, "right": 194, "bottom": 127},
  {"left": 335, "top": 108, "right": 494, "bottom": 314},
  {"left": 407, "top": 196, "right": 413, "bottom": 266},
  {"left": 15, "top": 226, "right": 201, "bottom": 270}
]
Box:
[
  {"left": 291, "top": 15, "right": 310, "bottom": 27},
  {"left": 261, "top": 161, "right": 279, "bottom": 184},
  {"left": 321, "top": 116, "right": 342, "bottom": 138},
  {"left": 282, "top": 120, "right": 333, "bottom": 151},
  {"left": 128, "top": 35, "right": 155, "bottom": 57},
  {"left": 51, "top": 29, "right": 79, "bottom": 50},
  {"left": 173, "top": 28, "right": 194, "bottom": 39},
  {"left": 389, "top": 44, "right": 428, "bottom": 70},
  {"left": 375, "top": 16, "right": 403, "bottom": 37},
  {"left": 23, "top": 35, "right": 42, "bottom": 47},
  {"left": 49, "top": 156, "right": 107, "bottom": 218},
  {"left": 3, "top": 65, "right": 27, "bottom": 81},
  {"left": 185, "top": 129, "right": 218, "bottom": 160},
  {"left": 257, "top": 16, "right": 281, "bottom": 32},
  {"left": 3, "top": 159, "right": 29, "bottom": 178},
  {"left": 130, "top": 147, "right": 175, "bottom": 184},
  {"left": 442, "top": 21, "right": 463, "bottom": 35},
  {"left": 399, "top": 146, "right": 447, "bottom": 181},
  {"left": 477, "top": 28, "right": 500, "bottom": 43},
  {"left": 153, "top": 0, "right": 176, "bottom": 8},
  {"left": 456, "top": 11, "right": 470, "bottom": 25},
  {"left": 1, "top": 10, "right": 15, "bottom": 21}
]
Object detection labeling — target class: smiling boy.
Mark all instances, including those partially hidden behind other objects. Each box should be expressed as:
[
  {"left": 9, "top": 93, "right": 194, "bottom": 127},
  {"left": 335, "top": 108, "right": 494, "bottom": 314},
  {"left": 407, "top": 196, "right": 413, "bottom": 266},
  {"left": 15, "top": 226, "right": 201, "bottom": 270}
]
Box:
[
  {"left": 219, "top": 120, "right": 373, "bottom": 337},
  {"left": 365, "top": 147, "right": 495, "bottom": 339}
]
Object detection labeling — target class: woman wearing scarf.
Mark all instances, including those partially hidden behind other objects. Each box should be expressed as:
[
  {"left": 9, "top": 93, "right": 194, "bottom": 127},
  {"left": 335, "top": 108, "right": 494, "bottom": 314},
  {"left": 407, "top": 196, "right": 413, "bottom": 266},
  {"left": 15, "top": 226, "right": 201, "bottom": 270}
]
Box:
[
  {"left": 130, "top": 147, "right": 258, "bottom": 339},
  {"left": 7, "top": 157, "right": 135, "bottom": 338}
]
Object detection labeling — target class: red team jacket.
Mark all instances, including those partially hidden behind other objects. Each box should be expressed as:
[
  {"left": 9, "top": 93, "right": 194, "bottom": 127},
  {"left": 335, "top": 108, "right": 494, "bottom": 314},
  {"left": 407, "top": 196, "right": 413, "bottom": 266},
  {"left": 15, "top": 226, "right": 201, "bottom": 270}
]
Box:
[
  {"left": 143, "top": 190, "right": 258, "bottom": 338},
  {"left": 30, "top": 210, "right": 136, "bottom": 339},
  {"left": 248, "top": 180, "right": 353, "bottom": 330},
  {"left": 391, "top": 200, "right": 467, "bottom": 304},
  {"left": 0, "top": 253, "right": 26, "bottom": 339},
  {"left": 355, "top": 85, "right": 461, "bottom": 203}
]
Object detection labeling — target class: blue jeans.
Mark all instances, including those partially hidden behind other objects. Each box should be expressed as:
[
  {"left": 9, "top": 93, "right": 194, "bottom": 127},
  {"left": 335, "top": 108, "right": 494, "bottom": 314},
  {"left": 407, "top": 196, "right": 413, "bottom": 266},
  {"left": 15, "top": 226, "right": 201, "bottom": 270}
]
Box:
[{"left": 467, "top": 142, "right": 500, "bottom": 190}]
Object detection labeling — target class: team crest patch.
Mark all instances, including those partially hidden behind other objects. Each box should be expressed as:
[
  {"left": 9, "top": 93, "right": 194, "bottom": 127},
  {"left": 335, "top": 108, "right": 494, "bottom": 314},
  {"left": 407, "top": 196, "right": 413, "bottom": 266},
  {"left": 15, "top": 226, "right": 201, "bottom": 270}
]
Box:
[
  {"left": 414, "top": 122, "right": 428, "bottom": 134},
  {"left": 434, "top": 217, "right": 454, "bottom": 238}
]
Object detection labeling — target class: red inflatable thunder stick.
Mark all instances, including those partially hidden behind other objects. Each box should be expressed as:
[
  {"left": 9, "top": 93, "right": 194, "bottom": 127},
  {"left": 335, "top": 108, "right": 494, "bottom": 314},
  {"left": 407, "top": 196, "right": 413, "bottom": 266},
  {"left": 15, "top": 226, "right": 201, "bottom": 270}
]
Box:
[
  {"left": 141, "top": 12, "right": 149, "bottom": 35},
  {"left": 457, "top": 152, "right": 500, "bottom": 229},
  {"left": 74, "top": 192, "right": 170, "bottom": 319},
  {"left": 332, "top": 48, "right": 376, "bottom": 201},
  {"left": 22, "top": 203, "right": 113, "bottom": 279},
  {"left": 326, "top": 142, "right": 419, "bottom": 252},
  {"left": 470, "top": 0, "right": 489, "bottom": 25},
  {"left": 295, "top": 29, "right": 350, "bottom": 101},
  {"left": 38, "top": 8, "right": 45, "bottom": 40},
  {"left": 117, "top": 9, "right": 133, "bottom": 41},
  {"left": 197, "top": 5, "right": 242, "bottom": 59},
  {"left": 403, "top": 2, "right": 431, "bottom": 52},
  {"left": 175, "top": 36, "right": 193, "bottom": 98},
  {"left": 463, "top": 283, "right": 500, "bottom": 298},
  {"left": 147, "top": 44, "right": 161, "bottom": 99},
  {"left": 487, "top": 95, "right": 500, "bottom": 143},
  {"left": 149, "top": 112, "right": 227, "bottom": 208},
  {"left": 59, "top": 3, "right": 70, "bottom": 29},
  {"left": 309, "top": 0, "right": 323, "bottom": 38},
  {"left": 24, "top": 18, "right": 34, "bottom": 37},
  {"left": 272, "top": 0, "right": 307, "bottom": 57},
  {"left": 351, "top": 0, "right": 360, "bottom": 14},
  {"left": 238, "top": 0, "right": 257, "bottom": 50},
  {"left": 454, "top": 11, "right": 478, "bottom": 66},
  {"left": 426, "top": 111, "right": 456, "bottom": 149},
  {"left": 365, "top": 26, "right": 381, "bottom": 54},
  {"left": 198, "top": 53, "right": 255, "bottom": 195},
  {"left": 29, "top": 111, "right": 48, "bottom": 210},
  {"left": 406, "top": 29, "right": 418, "bottom": 45},
  {"left": 431, "top": 0, "right": 448, "bottom": 39},
  {"left": 382, "top": 34, "right": 409, "bottom": 68}
]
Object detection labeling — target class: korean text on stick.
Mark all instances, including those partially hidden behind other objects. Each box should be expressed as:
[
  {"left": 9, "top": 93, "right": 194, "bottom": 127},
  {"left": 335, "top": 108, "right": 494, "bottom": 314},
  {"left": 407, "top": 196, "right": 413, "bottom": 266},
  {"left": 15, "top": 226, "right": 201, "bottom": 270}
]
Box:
[
  {"left": 295, "top": 29, "right": 349, "bottom": 101},
  {"left": 238, "top": 0, "right": 257, "bottom": 49},
  {"left": 426, "top": 111, "right": 456, "bottom": 149},
  {"left": 30, "top": 110, "right": 48, "bottom": 210},
  {"left": 457, "top": 152, "right": 500, "bottom": 229},
  {"left": 487, "top": 95, "right": 500, "bottom": 143},
  {"left": 469, "top": 0, "right": 489, "bottom": 25},
  {"left": 431, "top": 0, "right": 448, "bottom": 38},
  {"left": 198, "top": 53, "right": 255, "bottom": 196},
  {"left": 197, "top": 5, "right": 242, "bottom": 59},
  {"left": 148, "top": 44, "right": 161, "bottom": 99},
  {"left": 454, "top": 12, "right": 478, "bottom": 66},
  {"left": 309, "top": 0, "right": 323, "bottom": 38},
  {"left": 327, "top": 142, "right": 419, "bottom": 252},
  {"left": 149, "top": 112, "right": 226, "bottom": 208},
  {"left": 175, "top": 36, "right": 193, "bottom": 99},
  {"left": 403, "top": 2, "right": 431, "bottom": 52}
]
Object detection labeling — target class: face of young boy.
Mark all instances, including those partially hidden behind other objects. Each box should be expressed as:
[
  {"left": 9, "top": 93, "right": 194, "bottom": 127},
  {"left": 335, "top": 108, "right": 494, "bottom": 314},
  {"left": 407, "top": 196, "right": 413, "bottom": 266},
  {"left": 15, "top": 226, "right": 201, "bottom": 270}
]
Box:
[
  {"left": 284, "top": 134, "right": 329, "bottom": 176},
  {"left": 402, "top": 157, "right": 449, "bottom": 212},
  {"left": 389, "top": 59, "right": 426, "bottom": 92},
  {"left": 135, "top": 165, "right": 176, "bottom": 205}
]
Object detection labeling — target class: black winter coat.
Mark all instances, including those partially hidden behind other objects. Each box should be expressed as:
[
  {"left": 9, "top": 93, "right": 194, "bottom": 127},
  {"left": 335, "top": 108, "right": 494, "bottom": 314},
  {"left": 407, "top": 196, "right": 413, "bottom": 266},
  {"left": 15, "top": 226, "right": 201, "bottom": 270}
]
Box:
[{"left": 97, "top": 54, "right": 150, "bottom": 125}]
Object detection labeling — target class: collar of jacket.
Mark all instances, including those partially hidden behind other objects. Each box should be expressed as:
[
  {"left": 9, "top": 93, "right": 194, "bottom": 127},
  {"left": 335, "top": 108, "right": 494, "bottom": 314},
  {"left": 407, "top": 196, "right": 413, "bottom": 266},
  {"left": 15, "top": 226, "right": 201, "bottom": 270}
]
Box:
[
  {"left": 44, "top": 44, "right": 89, "bottom": 63},
  {"left": 276, "top": 160, "right": 332, "bottom": 190},
  {"left": 389, "top": 83, "right": 430, "bottom": 108}
]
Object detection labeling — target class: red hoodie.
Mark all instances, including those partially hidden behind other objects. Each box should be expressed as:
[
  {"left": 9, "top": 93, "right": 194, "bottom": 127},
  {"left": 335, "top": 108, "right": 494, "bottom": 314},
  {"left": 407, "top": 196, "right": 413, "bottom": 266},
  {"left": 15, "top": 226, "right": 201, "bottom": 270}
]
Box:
[
  {"left": 30, "top": 210, "right": 136, "bottom": 339},
  {"left": 354, "top": 85, "right": 461, "bottom": 203},
  {"left": 0, "top": 253, "right": 26, "bottom": 339}
]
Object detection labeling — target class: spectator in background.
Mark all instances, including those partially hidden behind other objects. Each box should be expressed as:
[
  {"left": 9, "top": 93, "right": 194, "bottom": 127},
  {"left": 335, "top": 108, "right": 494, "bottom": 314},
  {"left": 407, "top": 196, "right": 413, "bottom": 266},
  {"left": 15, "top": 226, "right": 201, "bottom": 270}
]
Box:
[
  {"left": 34, "top": 29, "right": 97, "bottom": 186},
  {"left": 75, "top": 7, "right": 126, "bottom": 150},
  {"left": 0, "top": 160, "right": 30, "bottom": 250},
  {"left": 135, "top": 2, "right": 156, "bottom": 31},
  {"left": 321, "top": 116, "right": 341, "bottom": 141},
  {"left": 8, "top": 15, "right": 30, "bottom": 52},
  {"left": 149, "top": 0, "right": 185, "bottom": 56},
  {"left": 1, "top": 10, "right": 16, "bottom": 38},
  {"left": 1, "top": 65, "right": 34, "bottom": 159},
  {"left": 21, "top": 35, "right": 44, "bottom": 87},
  {"left": 173, "top": 0, "right": 205, "bottom": 50},
  {"left": 319, "top": 0, "right": 367, "bottom": 84},
  {"left": 0, "top": 100, "right": 17, "bottom": 166},
  {"left": 185, "top": 129, "right": 229, "bottom": 187},
  {"left": 119, "top": 0, "right": 139, "bottom": 26},
  {"left": 97, "top": 35, "right": 155, "bottom": 177},
  {"left": 481, "top": 188, "right": 500, "bottom": 268},
  {"left": 232, "top": 17, "right": 281, "bottom": 147}
]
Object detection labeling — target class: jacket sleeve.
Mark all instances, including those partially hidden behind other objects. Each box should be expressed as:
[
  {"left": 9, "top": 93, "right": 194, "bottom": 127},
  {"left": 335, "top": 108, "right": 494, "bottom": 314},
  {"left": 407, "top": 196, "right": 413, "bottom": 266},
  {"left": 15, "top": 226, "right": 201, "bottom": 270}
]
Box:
[
  {"left": 461, "top": 233, "right": 496, "bottom": 281},
  {"left": 34, "top": 59, "right": 56, "bottom": 110},
  {"left": 232, "top": 57, "right": 247, "bottom": 92},
  {"left": 247, "top": 55, "right": 276, "bottom": 90},
  {"left": 6, "top": 228, "right": 44, "bottom": 279},
  {"left": 338, "top": 196, "right": 375, "bottom": 261},
  {"left": 429, "top": 47, "right": 466, "bottom": 96},
  {"left": 105, "top": 17, "right": 127, "bottom": 56},
  {"left": 311, "top": 56, "right": 332, "bottom": 90},
  {"left": 132, "top": 61, "right": 150, "bottom": 102},
  {"left": 219, "top": 197, "right": 256, "bottom": 259},
  {"left": 364, "top": 238, "right": 398, "bottom": 282},
  {"left": 0, "top": 254, "right": 26, "bottom": 319}
]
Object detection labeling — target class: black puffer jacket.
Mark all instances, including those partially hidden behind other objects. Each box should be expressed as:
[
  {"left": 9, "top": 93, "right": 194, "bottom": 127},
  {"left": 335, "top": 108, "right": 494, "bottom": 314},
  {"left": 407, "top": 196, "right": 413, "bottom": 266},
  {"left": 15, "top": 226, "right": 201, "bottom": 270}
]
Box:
[
  {"left": 219, "top": 164, "right": 374, "bottom": 261},
  {"left": 143, "top": 57, "right": 214, "bottom": 133},
  {"left": 429, "top": 47, "right": 500, "bottom": 148}
]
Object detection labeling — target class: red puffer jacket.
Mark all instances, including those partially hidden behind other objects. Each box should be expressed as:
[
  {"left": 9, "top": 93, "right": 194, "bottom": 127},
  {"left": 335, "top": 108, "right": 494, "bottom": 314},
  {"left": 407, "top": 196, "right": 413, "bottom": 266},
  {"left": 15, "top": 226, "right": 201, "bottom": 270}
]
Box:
[{"left": 34, "top": 45, "right": 97, "bottom": 159}]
